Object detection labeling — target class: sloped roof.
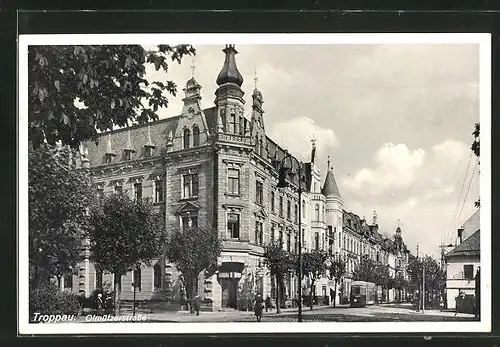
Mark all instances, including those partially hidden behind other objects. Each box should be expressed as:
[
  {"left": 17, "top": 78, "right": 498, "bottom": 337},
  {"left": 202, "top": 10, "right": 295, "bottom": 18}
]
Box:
[
  {"left": 446, "top": 230, "right": 480, "bottom": 257},
  {"left": 322, "top": 169, "right": 341, "bottom": 199},
  {"left": 460, "top": 209, "right": 480, "bottom": 241}
]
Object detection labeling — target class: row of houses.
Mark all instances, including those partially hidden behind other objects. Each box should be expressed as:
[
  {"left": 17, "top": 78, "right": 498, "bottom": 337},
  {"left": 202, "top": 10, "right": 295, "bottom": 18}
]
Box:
[{"left": 59, "top": 44, "right": 412, "bottom": 310}]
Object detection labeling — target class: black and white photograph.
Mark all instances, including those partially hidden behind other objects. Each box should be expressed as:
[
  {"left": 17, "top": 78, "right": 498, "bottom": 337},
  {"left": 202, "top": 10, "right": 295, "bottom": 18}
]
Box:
[{"left": 18, "top": 33, "right": 491, "bottom": 334}]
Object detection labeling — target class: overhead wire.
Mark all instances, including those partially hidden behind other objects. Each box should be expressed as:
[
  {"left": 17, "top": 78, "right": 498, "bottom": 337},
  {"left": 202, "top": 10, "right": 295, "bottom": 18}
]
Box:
[{"left": 445, "top": 150, "right": 473, "bottom": 244}]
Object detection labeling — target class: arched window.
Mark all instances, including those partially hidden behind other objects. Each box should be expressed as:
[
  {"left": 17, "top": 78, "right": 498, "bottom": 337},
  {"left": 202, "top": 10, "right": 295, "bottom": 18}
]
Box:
[
  {"left": 193, "top": 126, "right": 200, "bottom": 147},
  {"left": 302, "top": 200, "right": 306, "bottom": 219},
  {"left": 183, "top": 128, "right": 190, "bottom": 149},
  {"left": 315, "top": 204, "right": 320, "bottom": 221}
]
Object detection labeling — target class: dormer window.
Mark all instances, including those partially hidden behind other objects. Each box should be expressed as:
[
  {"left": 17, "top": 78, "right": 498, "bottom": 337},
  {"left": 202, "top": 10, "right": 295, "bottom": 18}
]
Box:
[
  {"left": 105, "top": 153, "right": 115, "bottom": 164},
  {"left": 124, "top": 148, "right": 135, "bottom": 161},
  {"left": 193, "top": 126, "right": 200, "bottom": 147},
  {"left": 167, "top": 131, "right": 174, "bottom": 146},
  {"left": 183, "top": 128, "right": 191, "bottom": 149}
]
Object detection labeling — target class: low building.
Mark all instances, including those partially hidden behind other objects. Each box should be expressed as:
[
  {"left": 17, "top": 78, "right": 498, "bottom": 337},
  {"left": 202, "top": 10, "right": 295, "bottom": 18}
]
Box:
[{"left": 445, "top": 210, "right": 480, "bottom": 310}]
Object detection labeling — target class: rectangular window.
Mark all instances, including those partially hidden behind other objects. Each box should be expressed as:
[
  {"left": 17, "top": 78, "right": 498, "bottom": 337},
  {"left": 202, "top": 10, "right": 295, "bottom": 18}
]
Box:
[
  {"left": 96, "top": 270, "right": 103, "bottom": 289},
  {"left": 271, "top": 191, "right": 275, "bottom": 213},
  {"left": 114, "top": 185, "right": 122, "bottom": 194},
  {"left": 287, "top": 200, "right": 291, "bottom": 220},
  {"left": 255, "top": 221, "right": 263, "bottom": 245},
  {"left": 287, "top": 233, "right": 291, "bottom": 252},
  {"left": 294, "top": 204, "right": 298, "bottom": 223},
  {"left": 182, "top": 173, "right": 199, "bottom": 198},
  {"left": 181, "top": 215, "right": 198, "bottom": 230},
  {"left": 256, "top": 181, "right": 263, "bottom": 205},
  {"left": 315, "top": 233, "right": 319, "bottom": 250},
  {"left": 63, "top": 274, "right": 73, "bottom": 289},
  {"left": 279, "top": 230, "right": 283, "bottom": 248},
  {"left": 227, "top": 213, "right": 240, "bottom": 239},
  {"left": 134, "top": 182, "right": 143, "bottom": 201},
  {"left": 155, "top": 179, "right": 164, "bottom": 203},
  {"left": 279, "top": 196, "right": 284, "bottom": 217},
  {"left": 271, "top": 224, "right": 275, "bottom": 242},
  {"left": 124, "top": 150, "right": 132, "bottom": 161},
  {"left": 464, "top": 265, "right": 474, "bottom": 280},
  {"left": 227, "top": 168, "right": 240, "bottom": 194},
  {"left": 182, "top": 216, "right": 190, "bottom": 230}
]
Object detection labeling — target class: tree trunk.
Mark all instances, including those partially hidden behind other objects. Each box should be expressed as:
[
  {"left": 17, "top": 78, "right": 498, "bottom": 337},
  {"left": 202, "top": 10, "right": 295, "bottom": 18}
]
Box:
[
  {"left": 190, "top": 275, "right": 197, "bottom": 313},
  {"left": 275, "top": 276, "right": 281, "bottom": 314},
  {"left": 114, "top": 273, "right": 121, "bottom": 316},
  {"left": 333, "top": 281, "right": 337, "bottom": 308}
]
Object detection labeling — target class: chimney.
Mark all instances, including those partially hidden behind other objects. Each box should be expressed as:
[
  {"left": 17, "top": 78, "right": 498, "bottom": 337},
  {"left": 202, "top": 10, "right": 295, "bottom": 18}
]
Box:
[{"left": 458, "top": 228, "right": 464, "bottom": 244}]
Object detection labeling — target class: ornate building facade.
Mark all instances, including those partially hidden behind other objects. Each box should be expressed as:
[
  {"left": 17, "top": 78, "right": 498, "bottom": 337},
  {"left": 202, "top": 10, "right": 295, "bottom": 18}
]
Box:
[{"left": 65, "top": 44, "right": 412, "bottom": 309}]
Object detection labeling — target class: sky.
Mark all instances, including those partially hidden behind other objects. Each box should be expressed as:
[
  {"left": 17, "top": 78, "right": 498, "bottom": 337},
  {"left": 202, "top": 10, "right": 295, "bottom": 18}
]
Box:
[{"left": 144, "top": 43, "right": 481, "bottom": 259}]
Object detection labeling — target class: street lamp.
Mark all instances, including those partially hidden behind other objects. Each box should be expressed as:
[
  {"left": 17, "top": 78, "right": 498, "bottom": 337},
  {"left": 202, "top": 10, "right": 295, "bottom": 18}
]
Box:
[{"left": 277, "top": 150, "right": 303, "bottom": 322}]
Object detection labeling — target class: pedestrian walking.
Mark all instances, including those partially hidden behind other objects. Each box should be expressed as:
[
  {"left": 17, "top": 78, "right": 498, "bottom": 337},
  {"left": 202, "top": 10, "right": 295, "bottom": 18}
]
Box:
[
  {"left": 254, "top": 294, "right": 264, "bottom": 322},
  {"left": 192, "top": 294, "right": 201, "bottom": 316},
  {"left": 96, "top": 293, "right": 104, "bottom": 315},
  {"left": 265, "top": 296, "right": 272, "bottom": 312}
]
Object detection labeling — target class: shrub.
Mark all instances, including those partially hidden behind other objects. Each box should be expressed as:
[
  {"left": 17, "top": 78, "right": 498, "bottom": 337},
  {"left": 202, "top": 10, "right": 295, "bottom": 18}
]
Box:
[{"left": 29, "top": 283, "right": 80, "bottom": 321}]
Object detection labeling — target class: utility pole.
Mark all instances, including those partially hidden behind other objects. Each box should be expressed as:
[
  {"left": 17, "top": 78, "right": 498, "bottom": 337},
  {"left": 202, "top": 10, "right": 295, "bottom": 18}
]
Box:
[{"left": 422, "top": 258, "right": 425, "bottom": 314}]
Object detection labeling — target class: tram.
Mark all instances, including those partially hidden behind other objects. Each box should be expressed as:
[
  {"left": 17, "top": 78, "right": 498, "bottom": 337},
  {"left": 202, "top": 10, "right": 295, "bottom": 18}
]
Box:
[{"left": 350, "top": 281, "right": 376, "bottom": 307}]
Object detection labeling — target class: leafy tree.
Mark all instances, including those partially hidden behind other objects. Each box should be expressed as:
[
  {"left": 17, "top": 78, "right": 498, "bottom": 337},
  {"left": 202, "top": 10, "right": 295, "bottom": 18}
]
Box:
[
  {"left": 406, "top": 256, "right": 445, "bottom": 308},
  {"left": 89, "top": 193, "right": 165, "bottom": 314},
  {"left": 393, "top": 273, "right": 408, "bottom": 302},
  {"left": 472, "top": 122, "right": 480, "bottom": 208},
  {"left": 166, "top": 226, "right": 221, "bottom": 313},
  {"left": 296, "top": 250, "right": 328, "bottom": 310},
  {"left": 352, "top": 255, "right": 378, "bottom": 284},
  {"left": 263, "top": 241, "right": 294, "bottom": 314},
  {"left": 29, "top": 143, "right": 92, "bottom": 290},
  {"left": 29, "top": 44, "right": 195, "bottom": 149},
  {"left": 326, "top": 256, "right": 346, "bottom": 307}
]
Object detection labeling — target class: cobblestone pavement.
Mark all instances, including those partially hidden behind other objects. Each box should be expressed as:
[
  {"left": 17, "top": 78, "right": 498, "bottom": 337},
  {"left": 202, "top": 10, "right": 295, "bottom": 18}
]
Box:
[{"left": 137, "top": 304, "right": 477, "bottom": 323}]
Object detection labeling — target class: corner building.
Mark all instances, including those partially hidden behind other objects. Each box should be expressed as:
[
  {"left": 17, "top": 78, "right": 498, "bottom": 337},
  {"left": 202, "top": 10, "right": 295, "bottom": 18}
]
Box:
[{"left": 74, "top": 45, "right": 411, "bottom": 310}]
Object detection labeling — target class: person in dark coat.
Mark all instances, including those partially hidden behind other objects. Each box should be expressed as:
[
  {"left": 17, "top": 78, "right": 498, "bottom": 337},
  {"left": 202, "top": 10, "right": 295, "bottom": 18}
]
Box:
[
  {"left": 265, "top": 296, "right": 272, "bottom": 312},
  {"left": 254, "top": 294, "right": 264, "bottom": 322},
  {"left": 192, "top": 294, "right": 201, "bottom": 316}
]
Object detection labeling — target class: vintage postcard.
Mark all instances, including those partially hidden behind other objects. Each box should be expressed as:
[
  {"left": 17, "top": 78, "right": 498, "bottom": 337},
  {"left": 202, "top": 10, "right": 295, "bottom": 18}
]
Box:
[{"left": 18, "top": 33, "right": 491, "bottom": 334}]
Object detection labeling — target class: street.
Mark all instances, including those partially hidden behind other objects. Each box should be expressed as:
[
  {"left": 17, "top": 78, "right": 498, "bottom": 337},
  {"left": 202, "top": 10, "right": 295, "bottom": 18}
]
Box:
[{"left": 107, "top": 303, "right": 477, "bottom": 323}]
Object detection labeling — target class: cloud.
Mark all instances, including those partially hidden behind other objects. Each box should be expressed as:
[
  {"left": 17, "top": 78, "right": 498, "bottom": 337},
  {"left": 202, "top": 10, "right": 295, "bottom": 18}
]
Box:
[
  {"left": 266, "top": 116, "right": 340, "bottom": 162},
  {"left": 432, "top": 139, "right": 470, "bottom": 163},
  {"left": 343, "top": 142, "right": 426, "bottom": 192}
]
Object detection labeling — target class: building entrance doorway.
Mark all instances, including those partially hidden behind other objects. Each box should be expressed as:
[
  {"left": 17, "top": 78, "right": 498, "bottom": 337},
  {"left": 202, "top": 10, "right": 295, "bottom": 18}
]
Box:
[{"left": 221, "top": 278, "right": 238, "bottom": 309}]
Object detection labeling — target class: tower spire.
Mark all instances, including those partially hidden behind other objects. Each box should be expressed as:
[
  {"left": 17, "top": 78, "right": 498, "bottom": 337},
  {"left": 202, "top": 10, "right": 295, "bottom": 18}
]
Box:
[
  {"left": 254, "top": 68, "right": 258, "bottom": 90},
  {"left": 327, "top": 155, "right": 331, "bottom": 170},
  {"left": 191, "top": 56, "right": 196, "bottom": 78}
]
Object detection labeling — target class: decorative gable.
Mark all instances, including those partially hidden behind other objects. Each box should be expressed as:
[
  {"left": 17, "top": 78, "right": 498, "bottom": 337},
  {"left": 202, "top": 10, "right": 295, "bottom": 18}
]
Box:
[
  {"left": 254, "top": 207, "right": 268, "bottom": 220},
  {"left": 175, "top": 201, "right": 200, "bottom": 215}
]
